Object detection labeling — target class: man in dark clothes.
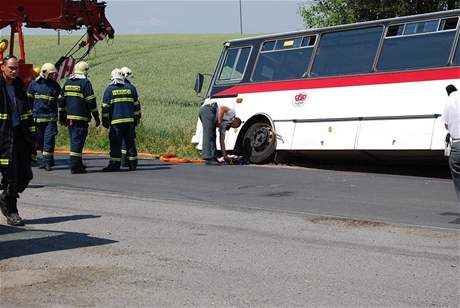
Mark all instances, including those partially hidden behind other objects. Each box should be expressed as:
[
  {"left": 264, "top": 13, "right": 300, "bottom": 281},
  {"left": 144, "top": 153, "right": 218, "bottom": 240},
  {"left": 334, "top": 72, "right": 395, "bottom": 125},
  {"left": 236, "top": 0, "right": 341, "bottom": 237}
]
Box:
[{"left": 0, "top": 56, "right": 36, "bottom": 226}]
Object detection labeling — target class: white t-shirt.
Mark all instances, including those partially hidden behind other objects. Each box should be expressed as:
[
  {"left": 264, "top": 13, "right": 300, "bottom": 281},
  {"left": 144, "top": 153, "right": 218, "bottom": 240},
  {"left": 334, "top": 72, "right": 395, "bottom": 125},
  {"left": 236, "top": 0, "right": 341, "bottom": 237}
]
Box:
[
  {"left": 442, "top": 91, "right": 460, "bottom": 139},
  {"left": 217, "top": 101, "right": 236, "bottom": 122}
]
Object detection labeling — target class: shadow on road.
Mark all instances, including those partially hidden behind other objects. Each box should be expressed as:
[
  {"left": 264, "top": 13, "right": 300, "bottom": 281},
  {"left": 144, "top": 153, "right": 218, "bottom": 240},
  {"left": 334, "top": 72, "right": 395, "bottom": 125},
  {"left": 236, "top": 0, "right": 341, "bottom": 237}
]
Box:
[
  {"left": 441, "top": 212, "right": 460, "bottom": 224},
  {"left": 275, "top": 153, "right": 451, "bottom": 179},
  {"left": 0, "top": 225, "right": 116, "bottom": 260},
  {"left": 23, "top": 214, "right": 101, "bottom": 225}
]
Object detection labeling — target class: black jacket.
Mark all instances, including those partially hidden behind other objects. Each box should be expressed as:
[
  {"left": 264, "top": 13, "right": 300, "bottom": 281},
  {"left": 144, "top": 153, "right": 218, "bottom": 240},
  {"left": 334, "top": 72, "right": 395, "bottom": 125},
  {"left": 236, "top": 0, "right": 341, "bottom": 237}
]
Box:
[{"left": 0, "top": 75, "right": 36, "bottom": 168}]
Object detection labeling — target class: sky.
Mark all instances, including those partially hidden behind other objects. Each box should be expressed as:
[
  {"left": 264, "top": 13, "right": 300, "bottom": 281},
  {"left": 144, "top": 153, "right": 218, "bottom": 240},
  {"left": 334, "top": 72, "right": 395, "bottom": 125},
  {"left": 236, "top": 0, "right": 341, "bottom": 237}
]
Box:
[{"left": 14, "top": 0, "right": 310, "bottom": 35}]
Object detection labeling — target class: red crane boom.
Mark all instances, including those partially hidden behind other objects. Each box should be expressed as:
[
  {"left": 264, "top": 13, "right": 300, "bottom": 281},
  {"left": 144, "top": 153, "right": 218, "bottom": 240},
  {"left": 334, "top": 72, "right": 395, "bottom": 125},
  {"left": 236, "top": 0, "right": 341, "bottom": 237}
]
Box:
[{"left": 0, "top": 0, "right": 114, "bottom": 84}]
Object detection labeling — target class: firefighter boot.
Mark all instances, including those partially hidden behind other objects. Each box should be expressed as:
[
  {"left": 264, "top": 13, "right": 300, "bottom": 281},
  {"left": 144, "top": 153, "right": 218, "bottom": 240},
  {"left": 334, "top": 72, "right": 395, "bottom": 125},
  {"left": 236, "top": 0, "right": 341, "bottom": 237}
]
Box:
[
  {"left": 2, "top": 195, "right": 23, "bottom": 226},
  {"left": 102, "top": 161, "right": 121, "bottom": 172},
  {"left": 128, "top": 159, "right": 137, "bottom": 171}
]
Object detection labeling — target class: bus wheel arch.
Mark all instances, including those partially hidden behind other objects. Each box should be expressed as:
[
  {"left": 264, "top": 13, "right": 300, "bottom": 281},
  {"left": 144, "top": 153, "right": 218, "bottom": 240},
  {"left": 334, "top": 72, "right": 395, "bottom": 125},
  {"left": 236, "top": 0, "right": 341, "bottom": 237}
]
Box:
[{"left": 236, "top": 114, "right": 276, "bottom": 164}]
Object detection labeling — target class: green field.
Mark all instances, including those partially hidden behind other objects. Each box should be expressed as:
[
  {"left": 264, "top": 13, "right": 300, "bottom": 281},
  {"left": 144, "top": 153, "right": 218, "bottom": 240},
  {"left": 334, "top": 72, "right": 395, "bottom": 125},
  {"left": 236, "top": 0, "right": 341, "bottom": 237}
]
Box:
[{"left": 23, "top": 34, "right": 241, "bottom": 157}]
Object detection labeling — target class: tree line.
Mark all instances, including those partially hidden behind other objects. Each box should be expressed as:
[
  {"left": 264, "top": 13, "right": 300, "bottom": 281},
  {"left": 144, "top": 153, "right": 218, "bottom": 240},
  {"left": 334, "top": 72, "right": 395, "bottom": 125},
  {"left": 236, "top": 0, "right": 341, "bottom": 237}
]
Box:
[{"left": 298, "top": 0, "right": 460, "bottom": 28}]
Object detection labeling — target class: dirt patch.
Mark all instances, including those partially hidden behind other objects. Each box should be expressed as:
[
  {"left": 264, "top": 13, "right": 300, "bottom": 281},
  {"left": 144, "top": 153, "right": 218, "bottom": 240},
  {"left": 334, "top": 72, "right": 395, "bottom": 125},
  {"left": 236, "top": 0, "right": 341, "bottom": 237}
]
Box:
[
  {"left": 309, "top": 216, "right": 387, "bottom": 228},
  {"left": 1, "top": 265, "right": 117, "bottom": 307}
]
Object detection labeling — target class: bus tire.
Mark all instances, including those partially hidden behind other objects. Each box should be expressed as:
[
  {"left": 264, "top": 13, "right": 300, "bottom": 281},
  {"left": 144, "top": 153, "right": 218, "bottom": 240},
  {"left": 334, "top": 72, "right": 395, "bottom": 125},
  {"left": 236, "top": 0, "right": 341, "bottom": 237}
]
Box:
[{"left": 243, "top": 121, "right": 276, "bottom": 164}]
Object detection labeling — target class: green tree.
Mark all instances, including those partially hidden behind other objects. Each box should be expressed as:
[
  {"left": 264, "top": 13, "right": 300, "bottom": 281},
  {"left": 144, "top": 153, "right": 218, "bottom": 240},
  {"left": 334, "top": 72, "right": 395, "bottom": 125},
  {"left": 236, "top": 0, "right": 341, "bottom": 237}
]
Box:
[{"left": 298, "top": 0, "right": 460, "bottom": 28}]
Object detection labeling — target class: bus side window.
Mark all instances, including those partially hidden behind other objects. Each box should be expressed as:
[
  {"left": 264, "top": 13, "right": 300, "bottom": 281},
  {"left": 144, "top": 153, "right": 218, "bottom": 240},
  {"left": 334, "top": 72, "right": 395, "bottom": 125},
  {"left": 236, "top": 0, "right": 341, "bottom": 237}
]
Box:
[
  {"left": 310, "top": 26, "right": 383, "bottom": 77},
  {"left": 218, "top": 46, "right": 252, "bottom": 83},
  {"left": 378, "top": 18, "right": 457, "bottom": 71},
  {"left": 454, "top": 38, "right": 460, "bottom": 65},
  {"left": 252, "top": 36, "right": 315, "bottom": 82}
]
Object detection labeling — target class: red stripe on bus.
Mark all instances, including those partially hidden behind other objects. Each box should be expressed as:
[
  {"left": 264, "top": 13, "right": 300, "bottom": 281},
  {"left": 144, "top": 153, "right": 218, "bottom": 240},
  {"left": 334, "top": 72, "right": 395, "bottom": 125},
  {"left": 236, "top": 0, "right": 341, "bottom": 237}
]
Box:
[{"left": 214, "top": 67, "right": 460, "bottom": 97}]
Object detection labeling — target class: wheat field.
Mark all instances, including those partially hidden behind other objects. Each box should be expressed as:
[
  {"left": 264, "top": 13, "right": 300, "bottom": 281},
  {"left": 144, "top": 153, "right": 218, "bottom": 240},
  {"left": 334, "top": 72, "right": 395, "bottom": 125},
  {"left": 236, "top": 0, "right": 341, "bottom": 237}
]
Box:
[{"left": 22, "top": 34, "right": 240, "bottom": 157}]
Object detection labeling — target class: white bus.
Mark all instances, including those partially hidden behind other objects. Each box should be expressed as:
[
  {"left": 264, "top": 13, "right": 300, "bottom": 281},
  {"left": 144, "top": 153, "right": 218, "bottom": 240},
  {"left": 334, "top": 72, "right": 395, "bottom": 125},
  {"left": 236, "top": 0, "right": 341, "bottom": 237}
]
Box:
[{"left": 192, "top": 10, "right": 460, "bottom": 164}]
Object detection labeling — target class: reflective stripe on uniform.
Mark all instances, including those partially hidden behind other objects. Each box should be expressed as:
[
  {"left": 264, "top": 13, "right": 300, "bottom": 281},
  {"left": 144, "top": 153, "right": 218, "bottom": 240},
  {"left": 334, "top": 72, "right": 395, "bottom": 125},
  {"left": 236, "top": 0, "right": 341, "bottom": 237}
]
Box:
[
  {"left": 102, "top": 113, "right": 109, "bottom": 118},
  {"left": 101, "top": 103, "right": 110, "bottom": 108},
  {"left": 90, "top": 107, "right": 98, "bottom": 113},
  {"left": 85, "top": 95, "right": 96, "bottom": 101},
  {"left": 0, "top": 159, "right": 9, "bottom": 166},
  {"left": 42, "top": 151, "right": 54, "bottom": 157},
  {"left": 29, "top": 126, "right": 36, "bottom": 132},
  {"left": 110, "top": 157, "right": 121, "bottom": 162},
  {"left": 128, "top": 156, "right": 138, "bottom": 161},
  {"left": 35, "top": 118, "right": 57, "bottom": 123},
  {"left": 64, "top": 92, "right": 84, "bottom": 98},
  {"left": 111, "top": 98, "right": 134, "bottom": 103},
  {"left": 133, "top": 111, "right": 141, "bottom": 115},
  {"left": 111, "top": 118, "right": 134, "bottom": 125},
  {"left": 121, "top": 149, "right": 127, "bottom": 154},
  {"left": 70, "top": 152, "right": 82, "bottom": 157},
  {"left": 34, "top": 94, "right": 56, "bottom": 101},
  {"left": 0, "top": 113, "right": 8, "bottom": 120},
  {"left": 58, "top": 107, "right": 66, "bottom": 111},
  {"left": 67, "top": 115, "right": 89, "bottom": 121}
]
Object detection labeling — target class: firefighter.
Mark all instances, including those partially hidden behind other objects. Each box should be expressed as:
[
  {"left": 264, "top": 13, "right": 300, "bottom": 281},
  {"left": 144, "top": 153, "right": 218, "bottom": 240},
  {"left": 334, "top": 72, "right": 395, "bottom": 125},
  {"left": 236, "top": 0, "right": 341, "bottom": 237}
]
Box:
[
  {"left": 101, "top": 68, "right": 140, "bottom": 172},
  {"left": 0, "top": 56, "right": 36, "bottom": 226},
  {"left": 27, "top": 63, "right": 61, "bottom": 171},
  {"left": 59, "top": 61, "right": 100, "bottom": 174},
  {"left": 119, "top": 66, "right": 137, "bottom": 167}
]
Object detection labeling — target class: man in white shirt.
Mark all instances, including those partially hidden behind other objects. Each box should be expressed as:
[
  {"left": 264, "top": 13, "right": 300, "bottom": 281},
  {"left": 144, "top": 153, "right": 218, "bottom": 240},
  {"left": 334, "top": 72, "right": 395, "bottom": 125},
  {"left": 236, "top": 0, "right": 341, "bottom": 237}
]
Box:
[
  {"left": 199, "top": 101, "right": 241, "bottom": 165},
  {"left": 442, "top": 84, "right": 460, "bottom": 201}
]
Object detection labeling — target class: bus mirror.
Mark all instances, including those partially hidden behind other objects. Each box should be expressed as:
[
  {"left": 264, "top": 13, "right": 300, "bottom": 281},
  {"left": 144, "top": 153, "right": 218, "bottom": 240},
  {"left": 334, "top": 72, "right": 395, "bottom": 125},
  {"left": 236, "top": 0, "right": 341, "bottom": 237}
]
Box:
[{"left": 194, "top": 73, "right": 204, "bottom": 94}]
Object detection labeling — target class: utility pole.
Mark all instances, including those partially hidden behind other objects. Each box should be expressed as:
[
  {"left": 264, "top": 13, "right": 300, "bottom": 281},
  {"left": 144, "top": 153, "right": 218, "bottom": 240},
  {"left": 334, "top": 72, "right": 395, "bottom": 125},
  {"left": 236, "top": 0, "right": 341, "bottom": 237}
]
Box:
[{"left": 239, "top": 0, "right": 243, "bottom": 36}]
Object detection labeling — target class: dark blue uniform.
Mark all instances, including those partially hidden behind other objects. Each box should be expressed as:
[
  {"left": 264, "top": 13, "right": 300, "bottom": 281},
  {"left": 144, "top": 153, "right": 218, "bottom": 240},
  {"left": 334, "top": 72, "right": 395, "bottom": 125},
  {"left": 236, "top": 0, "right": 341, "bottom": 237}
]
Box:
[
  {"left": 27, "top": 77, "right": 61, "bottom": 167},
  {"left": 102, "top": 82, "right": 140, "bottom": 170},
  {"left": 121, "top": 79, "right": 138, "bottom": 166},
  {"left": 59, "top": 77, "right": 99, "bottom": 172}
]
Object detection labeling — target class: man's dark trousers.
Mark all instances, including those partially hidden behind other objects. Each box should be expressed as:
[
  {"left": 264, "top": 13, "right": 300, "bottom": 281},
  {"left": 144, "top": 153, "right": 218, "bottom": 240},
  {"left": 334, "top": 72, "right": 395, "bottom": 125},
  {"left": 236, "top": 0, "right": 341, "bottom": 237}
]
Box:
[
  {"left": 199, "top": 103, "right": 217, "bottom": 160},
  {"left": 0, "top": 127, "right": 33, "bottom": 215},
  {"left": 68, "top": 121, "right": 88, "bottom": 170},
  {"left": 449, "top": 141, "right": 460, "bottom": 201},
  {"left": 36, "top": 121, "right": 57, "bottom": 166},
  {"left": 109, "top": 123, "right": 137, "bottom": 166}
]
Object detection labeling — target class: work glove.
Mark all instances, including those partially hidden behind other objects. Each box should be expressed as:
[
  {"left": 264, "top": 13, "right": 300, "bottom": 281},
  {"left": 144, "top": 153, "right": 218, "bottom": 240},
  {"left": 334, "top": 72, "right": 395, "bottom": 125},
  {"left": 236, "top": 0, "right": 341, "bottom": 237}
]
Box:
[
  {"left": 102, "top": 118, "right": 110, "bottom": 129},
  {"left": 94, "top": 116, "right": 101, "bottom": 127}
]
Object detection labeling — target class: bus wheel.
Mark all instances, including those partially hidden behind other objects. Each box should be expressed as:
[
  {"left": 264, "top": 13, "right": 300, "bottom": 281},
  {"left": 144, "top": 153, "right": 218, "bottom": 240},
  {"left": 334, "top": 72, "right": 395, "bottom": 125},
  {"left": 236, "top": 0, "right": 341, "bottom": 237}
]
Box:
[{"left": 243, "top": 122, "right": 276, "bottom": 164}]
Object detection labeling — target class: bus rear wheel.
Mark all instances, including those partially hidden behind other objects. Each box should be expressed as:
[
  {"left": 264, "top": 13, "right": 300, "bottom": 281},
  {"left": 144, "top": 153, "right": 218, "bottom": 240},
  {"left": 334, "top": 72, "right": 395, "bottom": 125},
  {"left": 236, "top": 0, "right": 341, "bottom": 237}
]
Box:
[{"left": 243, "top": 122, "right": 276, "bottom": 164}]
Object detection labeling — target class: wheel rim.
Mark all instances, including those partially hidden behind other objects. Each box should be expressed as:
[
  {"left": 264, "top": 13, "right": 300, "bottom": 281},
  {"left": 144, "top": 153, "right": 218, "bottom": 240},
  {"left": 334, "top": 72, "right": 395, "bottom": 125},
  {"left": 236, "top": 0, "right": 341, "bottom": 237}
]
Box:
[{"left": 252, "top": 125, "right": 274, "bottom": 153}]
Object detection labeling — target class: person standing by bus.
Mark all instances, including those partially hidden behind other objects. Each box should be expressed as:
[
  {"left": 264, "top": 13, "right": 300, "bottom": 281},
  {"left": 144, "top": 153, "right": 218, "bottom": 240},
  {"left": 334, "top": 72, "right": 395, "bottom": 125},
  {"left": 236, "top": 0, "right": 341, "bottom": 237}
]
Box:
[
  {"left": 119, "top": 66, "right": 139, "bottom": 167},
  {"left": 59, "top": 61, "right": 100, "bottom": 174},
  {"left": 199, "top": 102, "right": 241, "bottom": 165},
  {"left": 442, "top": 84, "right": 460, "bottom": 201},
  {"left": 0, "top": 56, "right": 36, "bottom": 226},
  {"left": 101, "top": 68, "right": 140, "bottom": 172},
  {"left": 28, "top": 63, "right": 61, "bottom": 171}
]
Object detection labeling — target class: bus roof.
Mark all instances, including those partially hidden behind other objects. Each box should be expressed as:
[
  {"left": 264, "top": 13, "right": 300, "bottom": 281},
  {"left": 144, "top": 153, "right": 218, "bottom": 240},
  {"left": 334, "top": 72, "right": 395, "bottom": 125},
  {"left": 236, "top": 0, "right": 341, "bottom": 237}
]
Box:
[{"left": 226, "top": 9, "right": 460, "bottom": 45}]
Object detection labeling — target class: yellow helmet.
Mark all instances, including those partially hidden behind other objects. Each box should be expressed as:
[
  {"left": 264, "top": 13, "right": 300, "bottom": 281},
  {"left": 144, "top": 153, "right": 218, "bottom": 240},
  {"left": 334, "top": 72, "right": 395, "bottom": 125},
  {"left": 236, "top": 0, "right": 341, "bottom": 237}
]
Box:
[
  {"left": 40, "top": 63, "right": 57, "bottom": 78},
  {"left": 73, "top": 61, "right": 90, "bottom": 75},
  {"left": 120, "top": 66, "right": 133, "bottom": 79},
  {"left": 32, "top": 66, "right": 41, "bottom": 78}
]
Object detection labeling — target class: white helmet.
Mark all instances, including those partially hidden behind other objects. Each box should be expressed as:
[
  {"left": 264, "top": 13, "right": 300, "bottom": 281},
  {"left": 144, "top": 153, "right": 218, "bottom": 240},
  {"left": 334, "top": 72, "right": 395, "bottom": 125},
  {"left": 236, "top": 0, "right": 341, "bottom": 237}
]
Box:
[
  {"left": 40, "top": 63, "right": 57, "bottom": 78},
  {"left": 111, "top": 68, "right": 124, "bottom": 80},
  {"left": 73, "top": 61, "right": 90, "bottom": 75},
  {"left": 120, "top": 66, "right": 133, "bottom": 79}
]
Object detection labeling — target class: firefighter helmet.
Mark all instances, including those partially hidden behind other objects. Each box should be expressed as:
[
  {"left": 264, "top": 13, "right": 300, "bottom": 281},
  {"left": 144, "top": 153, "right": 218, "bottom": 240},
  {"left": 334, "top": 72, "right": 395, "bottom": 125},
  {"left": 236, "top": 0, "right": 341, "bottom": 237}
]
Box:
[
  {"left": 74, "top": 61, "right": 90, "bottom": 75},
  {"left": 40, "top": 63, "right": 57, "bottom": 78},
  {"left": 111, "top": 68, "right": 124, "bottom": 80},
  {"left": 120, "top": 66, "right": 133, "bottom": 79}
]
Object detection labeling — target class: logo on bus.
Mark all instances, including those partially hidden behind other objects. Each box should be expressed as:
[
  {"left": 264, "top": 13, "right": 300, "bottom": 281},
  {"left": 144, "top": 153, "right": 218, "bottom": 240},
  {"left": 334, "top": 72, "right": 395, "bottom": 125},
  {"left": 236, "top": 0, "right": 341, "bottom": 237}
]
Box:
[{"left": 293, "top": 92, "right": 308, "bottom": 107}]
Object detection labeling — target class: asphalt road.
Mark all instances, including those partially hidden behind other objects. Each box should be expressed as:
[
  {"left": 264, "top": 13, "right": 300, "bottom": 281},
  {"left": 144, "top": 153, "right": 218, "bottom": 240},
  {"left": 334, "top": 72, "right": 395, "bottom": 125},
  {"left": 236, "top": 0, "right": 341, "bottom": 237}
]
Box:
[
  {"left": 30, "top": 154, "right": 459, "bottom": 229},
  {"left": 1, "top": 155, "right": 459, "bottom": 306}
]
